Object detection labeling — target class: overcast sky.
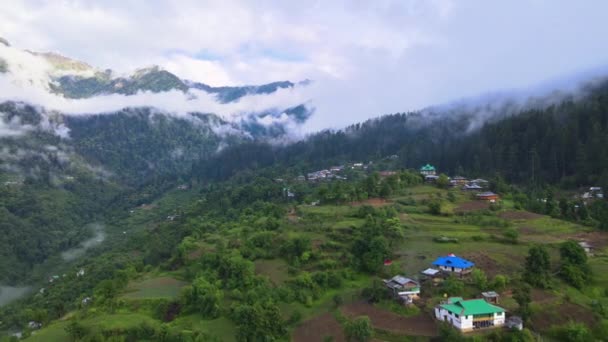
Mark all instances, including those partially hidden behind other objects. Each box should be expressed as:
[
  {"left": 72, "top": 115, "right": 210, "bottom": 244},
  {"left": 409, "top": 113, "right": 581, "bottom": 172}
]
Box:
[{"left": 2, "top": 0, "right": 608, "bottom": 131}]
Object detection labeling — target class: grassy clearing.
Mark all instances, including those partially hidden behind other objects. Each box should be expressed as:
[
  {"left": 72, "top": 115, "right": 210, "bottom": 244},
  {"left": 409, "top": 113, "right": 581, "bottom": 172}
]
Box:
[
  {"left": 122, "top": 276, "right": 187, "bottom": 299},
  {"left": 280, "top": 274, "right": 371, "bottom": 321},
  {"left": 171, "top": 314, "right": 236, "bottom": 341},
  {"left": 255, "top": 259, "right": 290, "bottom": 285},
  {"left": 24, "top": 321, "right": 70, "bottom": 342}
]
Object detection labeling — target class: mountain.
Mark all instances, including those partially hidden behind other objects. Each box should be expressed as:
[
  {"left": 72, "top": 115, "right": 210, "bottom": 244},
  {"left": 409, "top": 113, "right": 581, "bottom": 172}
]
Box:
[{"left": 0, "top": 39, "right": 313, "bottom": 284}]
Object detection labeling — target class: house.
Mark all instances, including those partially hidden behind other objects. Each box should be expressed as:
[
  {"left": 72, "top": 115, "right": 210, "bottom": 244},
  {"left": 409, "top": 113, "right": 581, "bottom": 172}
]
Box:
[
  {"left": 476, "top": 192, "right": 500, "bottom": 202},
  {"left": 28, "top": 321, "right": 42, "bottom": 330},
  {"left": 77, "top": 269, "right": 85, "bottom": 277},
  {"left": 82, "top": 297, "right": 92, "bottom": 306},
  {"left": 421, "top": 268, "right": 442, "bottom": 285},
  {"left": 469, "top": 179, "right": 489, "bottom": 187},
  {"left": 462, "top": 183, "right": 483, "bottom": 191},
  {"left": 296, "top": 175, "right": 305, "bottom": 182},
  {"left": 481, "top": 291, "right": 500, "bottom": 304},
  {"left": 353, "top": 163, "right": 364, "bottom": 168},
  {"left": 434, "top": 297, "right": 506, "bottom": 332},
  {"left": 420, "top": 164, "right": 437, "bottom": 176},
  {"left": 421, "top": 268, "right": 440, "bottom": 277},
  {"left": 450, "top": 176, "right": 468, "bottom": 186},
  {"left": 379, "top": 171, "right": 397, "bottom": 178},
  {"left": 579, "top": 241, "right": 593, "bottom": 255},
  {"left": 505, "top": 316, "right": 523, "bottom": 331},
  {"left": 383, "top": 275, "right": 420, "bottom": 304},
  {"left": 432, "top": 254, "right": 474, "bottom": 276}
]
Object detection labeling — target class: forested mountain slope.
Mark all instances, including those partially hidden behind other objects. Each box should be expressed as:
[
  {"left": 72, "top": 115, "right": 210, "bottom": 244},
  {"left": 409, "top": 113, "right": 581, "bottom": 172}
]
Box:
[{"left": 196, "top": 79, "right": 608, "bottom": 191}]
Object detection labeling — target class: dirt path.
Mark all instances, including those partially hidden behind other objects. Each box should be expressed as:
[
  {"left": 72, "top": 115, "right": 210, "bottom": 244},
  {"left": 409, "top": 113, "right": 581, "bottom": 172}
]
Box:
[{"left": 341, "top": 302, "right": 439, "bottom": 337}]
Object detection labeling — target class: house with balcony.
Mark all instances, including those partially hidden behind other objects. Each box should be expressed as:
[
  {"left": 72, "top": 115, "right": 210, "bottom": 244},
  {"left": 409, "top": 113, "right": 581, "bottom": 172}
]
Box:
[
  {"left": 420, "top": 164, "right": 436, "bottom": 176},
  {"left": 435, "top": 297, "right": 506, "bottom": 332}
]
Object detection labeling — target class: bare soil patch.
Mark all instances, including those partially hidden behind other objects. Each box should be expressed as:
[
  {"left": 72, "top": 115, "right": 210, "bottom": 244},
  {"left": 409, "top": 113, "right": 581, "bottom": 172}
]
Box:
[
  {"left": 455, "top": 201, "right": 489, "bottom": 213},
  {"left": 350, "top": 198, "right": 392, "bottom": 207},
  {"left": 498, "top": 211, "right": 543, "bottom": 221},
  {"left": 531, "top": 302, "right": 597, "bottom": 332},
  {"left": 530, "top": 289, "right": 558, "bottom": 303},
  {"left": 292, "top": 312, "right": 346, "bottom": 342},
  {"left": 460, "top": 252, "right": 501, "bottom": 277},
  {"left": 570, "top": 231, "right": 608, "bottom": 249},
  {"left": 341, "top": 302, "right": 438, "bottom": 337},
  {"left": 519, "top": 226, "right": 540, "bottom": 235}
]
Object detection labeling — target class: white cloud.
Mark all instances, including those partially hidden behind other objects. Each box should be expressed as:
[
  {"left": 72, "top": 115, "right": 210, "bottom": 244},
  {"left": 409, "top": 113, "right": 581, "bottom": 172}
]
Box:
[{"left": 0, "top": 0, "right": 607, "bottom": 132}]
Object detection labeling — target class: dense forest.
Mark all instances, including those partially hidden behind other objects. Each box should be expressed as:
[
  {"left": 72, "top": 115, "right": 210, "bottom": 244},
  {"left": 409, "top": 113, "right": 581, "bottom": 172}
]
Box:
[{"left": 195, "top": 79, "right": 608, "bottom": 192}]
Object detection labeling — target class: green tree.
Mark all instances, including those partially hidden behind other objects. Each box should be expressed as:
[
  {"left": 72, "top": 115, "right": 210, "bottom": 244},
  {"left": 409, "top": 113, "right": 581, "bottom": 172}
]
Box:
[
  {"left": 502, "top": 228, "right": 519, "bottom": 244},
  {"left": 491, "top": 275, "right": 509, "bottom": 292},
  {"left": 344, "top": 316, "right": 373, "bottom": 342},
  {"left": 559, "top": 240, "right": 591, "bottom": 289},
  {"left": 523, "top": 245, "right": 551, "bottom": 288},
  {"left": 553, "top": 322, "right": 593, "bottom": 342},
  {"left": 231, "top": 301, "right": 287, "bottom": 342},
  {"left": 436, "top": 174, "right": 450, "bottom": 189},
  {"left": 180, "top": 277, "right": 223, "bottom": 318},
  {"left": 513, "top": 283, "right": 532, "bottom": 322},
  {"left": 442, "top": 276, "right": 465, "bottom": 296},
  {"left": 471, "top": 269, "right": 488, "bottom": 290},
  {"left": 428, "top": 200, "right": 442, "bottom": 216}
]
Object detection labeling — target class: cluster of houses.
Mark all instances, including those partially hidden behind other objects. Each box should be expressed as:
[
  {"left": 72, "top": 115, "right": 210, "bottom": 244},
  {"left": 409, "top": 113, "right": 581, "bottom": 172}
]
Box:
[
  {"left": 299, "top": 162, "right": 372, "bottom": 182},
  {"left": 581, "top": 186, "right": 604, "bottom": 200},
  {"left": 384, "top": 253, "right": 522, "bottom": 333},
  {"left": 419, "top": 164, "right": 500, "bottom": 203}
]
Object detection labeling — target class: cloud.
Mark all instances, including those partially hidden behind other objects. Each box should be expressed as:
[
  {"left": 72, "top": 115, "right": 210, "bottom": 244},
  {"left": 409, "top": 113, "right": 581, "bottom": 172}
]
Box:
[
  {"left": 0, "top": 114, "right": 35, "bottom": 137},
  {"left": 0, "top": 0, "right": 607, "bottom": 133}
]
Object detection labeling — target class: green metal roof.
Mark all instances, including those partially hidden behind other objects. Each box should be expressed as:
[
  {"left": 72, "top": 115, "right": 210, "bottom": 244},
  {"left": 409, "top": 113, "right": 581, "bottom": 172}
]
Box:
[
  {"left": 420, "top": 164, "right": 436, "bottom": 171},
  {"left": 440, "top": 298, "right": 505, "bottom": 316}
]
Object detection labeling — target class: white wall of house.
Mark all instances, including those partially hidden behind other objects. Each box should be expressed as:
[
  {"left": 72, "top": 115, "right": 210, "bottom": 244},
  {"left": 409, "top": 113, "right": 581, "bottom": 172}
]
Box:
[
  {"left": 438, "top": 265, "right": 467, "bottom": 273},
  {"left": 434, "top": 307, "right": 505, "bottom": 331}
]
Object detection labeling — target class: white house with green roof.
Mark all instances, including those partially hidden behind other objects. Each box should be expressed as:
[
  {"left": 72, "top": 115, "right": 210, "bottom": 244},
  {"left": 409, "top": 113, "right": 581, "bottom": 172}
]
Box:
[
  {"left": 420, "top": 164, "right": 436, "bottom": 176},
  {"left": 434, "top": 297, "right": 505, "bottom": 331}
]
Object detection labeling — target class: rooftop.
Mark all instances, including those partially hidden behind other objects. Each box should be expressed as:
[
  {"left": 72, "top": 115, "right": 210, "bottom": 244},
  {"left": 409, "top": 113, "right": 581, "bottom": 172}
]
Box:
[
  {"left": 420, "top": 164, "right": 436, "bottom": 171},
  {"left": 441, "top": 298, "right": 505, "bottom": 316},
  {"left": 432, "top": 254, "right": 475, "bottom": 269}
]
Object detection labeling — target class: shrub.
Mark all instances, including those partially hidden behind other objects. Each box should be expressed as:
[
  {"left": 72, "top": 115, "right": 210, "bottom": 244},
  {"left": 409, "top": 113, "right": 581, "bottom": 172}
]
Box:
[{"left": 344, "top": 316, "right": 373, "bottom": 342}]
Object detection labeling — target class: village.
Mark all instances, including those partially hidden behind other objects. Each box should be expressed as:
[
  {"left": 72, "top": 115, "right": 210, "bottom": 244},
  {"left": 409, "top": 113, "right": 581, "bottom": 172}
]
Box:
[{"left": 382, "top": 252, "right": 522, "bottom": 333}]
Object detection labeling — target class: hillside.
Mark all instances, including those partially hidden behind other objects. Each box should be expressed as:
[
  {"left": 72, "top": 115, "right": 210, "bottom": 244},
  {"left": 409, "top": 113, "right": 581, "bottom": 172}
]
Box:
[
  {"left": 194, "top": 78, "right": 608, "bottom": 192},
  {"left": 2, "top": 166, "right": 606, "bottom": 341}
]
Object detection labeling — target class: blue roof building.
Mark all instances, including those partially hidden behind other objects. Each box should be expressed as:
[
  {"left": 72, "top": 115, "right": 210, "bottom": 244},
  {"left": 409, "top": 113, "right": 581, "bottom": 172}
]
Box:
[{"left": 432, "top": 254, "right": 474, "bottom": 275}]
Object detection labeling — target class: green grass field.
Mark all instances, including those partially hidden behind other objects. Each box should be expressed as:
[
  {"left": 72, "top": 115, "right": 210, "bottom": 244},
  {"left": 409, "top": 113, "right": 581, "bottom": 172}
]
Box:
[{"left": 122, "top": 276, "right": 187, "bottom": 299}]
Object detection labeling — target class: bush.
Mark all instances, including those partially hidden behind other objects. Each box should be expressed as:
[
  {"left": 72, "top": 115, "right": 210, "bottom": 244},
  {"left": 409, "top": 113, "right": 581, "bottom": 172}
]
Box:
[
  {"left": 344, "top": 316, "right": 373, "bottom": 342},
  {"left": 551, "top": 322, "right": 593, "bottom": 342},
  {"left": 502, "top": 228, "right": 519, "bottom": 244},
  {"left": 428, "top": 201, "right": 442, "bottom": 215},
  {"left": 442, "top": 276, "right": 465, "bottom": 296}
]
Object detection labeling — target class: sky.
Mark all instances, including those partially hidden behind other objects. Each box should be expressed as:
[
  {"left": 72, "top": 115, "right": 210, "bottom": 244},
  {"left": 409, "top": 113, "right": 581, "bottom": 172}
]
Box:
[{"left": 1, "top": 0, "right": 608, "bottom": 131}]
